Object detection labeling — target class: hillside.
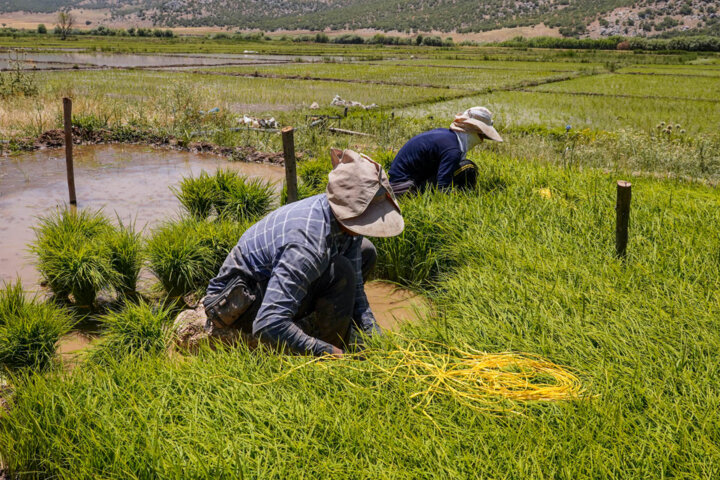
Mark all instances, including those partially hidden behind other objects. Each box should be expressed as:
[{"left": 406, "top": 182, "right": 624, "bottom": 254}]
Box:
[{"left": 1, "top": 0, "right": 718, "bottom": 37}]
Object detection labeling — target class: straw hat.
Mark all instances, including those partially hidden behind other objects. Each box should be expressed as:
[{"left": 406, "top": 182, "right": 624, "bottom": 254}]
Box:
[
  {"left": 327, "top": 148, "right": 404, "bottom": 238},
  {"left": 450, "top": 106, "right": 503, "bottom": 142}
]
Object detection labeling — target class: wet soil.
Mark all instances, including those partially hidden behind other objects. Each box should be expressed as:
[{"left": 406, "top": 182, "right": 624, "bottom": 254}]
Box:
[
  {"left": 364, "top": 281, "right": 427, "bottom": 331},
  {"left": 0, "top": 144, "right": 284, "bottom": 286}
]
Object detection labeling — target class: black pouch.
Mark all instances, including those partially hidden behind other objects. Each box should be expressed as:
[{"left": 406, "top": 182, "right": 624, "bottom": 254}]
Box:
[{"left": 203, "top": 276, "right": 257, "bottom": 329}]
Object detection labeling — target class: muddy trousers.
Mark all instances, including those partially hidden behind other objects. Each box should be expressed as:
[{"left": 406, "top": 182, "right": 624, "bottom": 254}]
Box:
[{"left": 289, "top": 237, "right": 376, "bottom": 349}]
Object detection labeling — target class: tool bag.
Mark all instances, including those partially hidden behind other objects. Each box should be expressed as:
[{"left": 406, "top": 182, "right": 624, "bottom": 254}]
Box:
[{"left": 203, "top": 275, "right": 258, "bottom": 329}]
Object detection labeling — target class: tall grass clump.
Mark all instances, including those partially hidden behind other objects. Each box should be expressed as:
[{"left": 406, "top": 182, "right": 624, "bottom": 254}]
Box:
[
  {"left": 0, "top": 281, "right": 73, "bottom": 372},
  {"left": 90, "top": 300, "right": 174, "bottom": 363},
  {"left": 147, "top": 218, "right": 249, "bottom": 297},
  {"left": 173, "top": 169, "right": 274, "bottom": 221}
]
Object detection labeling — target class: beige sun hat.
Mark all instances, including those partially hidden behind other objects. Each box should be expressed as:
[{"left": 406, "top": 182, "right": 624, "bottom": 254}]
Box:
[
  {"left": 326, "top": 148, "right": 404, "bottom": 238},
  {"left": 450, "top": 106, "right": 503, "bottom": 142}
]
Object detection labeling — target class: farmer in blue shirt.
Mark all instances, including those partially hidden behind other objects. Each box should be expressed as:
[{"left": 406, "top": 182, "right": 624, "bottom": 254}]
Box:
[
  {"left": 388, "top": 107, "right": 503, "bottom": 196},
  {"left": 203, "top": 149, "right": 404, "bottom": 356}
]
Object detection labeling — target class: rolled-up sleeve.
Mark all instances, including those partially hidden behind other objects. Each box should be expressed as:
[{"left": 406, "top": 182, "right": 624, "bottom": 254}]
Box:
[
  {"left": 345, "top": 237, "right": 381, "bottom": 335},
  {"left": 253, "top": 243, "right": 335, "bottom": 355}
]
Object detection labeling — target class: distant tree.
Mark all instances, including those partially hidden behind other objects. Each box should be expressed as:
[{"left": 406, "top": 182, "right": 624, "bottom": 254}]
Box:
[
  {"left": 415, "top": 34, "right": 423, "bottom": 45},
  {"left": 56, "top": 10, "right": 75, "bottom": 40},
  {"left": 37, "top": 24, "right": 47, "bottom": 34}
]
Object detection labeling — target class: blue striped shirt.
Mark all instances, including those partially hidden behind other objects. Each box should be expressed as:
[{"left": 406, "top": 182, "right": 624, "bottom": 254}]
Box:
[{"left": 207, "top": 194, "right": 377, "bottom": 355}]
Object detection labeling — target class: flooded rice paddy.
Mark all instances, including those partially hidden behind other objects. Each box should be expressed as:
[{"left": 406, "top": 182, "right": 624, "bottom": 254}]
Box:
[
  {"left": 0, "top": 51, "right": 340, "bottom": 70},
  {"left": 0, "top": 144, "right": 284, "bottom": 287}
]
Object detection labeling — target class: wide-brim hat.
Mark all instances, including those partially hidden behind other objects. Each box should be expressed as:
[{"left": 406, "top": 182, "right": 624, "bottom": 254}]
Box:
[
  {"left": 450, "top": 106, "right": 503, "bottom": 142},
  {"left": 327, "top": 148, "right": 404, "bottom": 238}
]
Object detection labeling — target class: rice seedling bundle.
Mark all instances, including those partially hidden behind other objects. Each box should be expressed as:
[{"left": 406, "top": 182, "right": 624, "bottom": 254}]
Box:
[
  {"left": 173, "top": 169, "right": 274, "bottom": 221},
  {"left": 90, "top": 300, "right": 174, "bottom": 363},
  {"left": 147, "top": 217, "right": 249, "bottom": 296},
  {"left": 0, "top": 282, "right": 73, "bottom": 371},
  {"left": 32, "top": 209, "right": 145, "bottom": 306}
]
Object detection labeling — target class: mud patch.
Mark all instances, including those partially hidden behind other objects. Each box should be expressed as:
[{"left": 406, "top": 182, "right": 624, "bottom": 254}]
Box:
[
  {"left": 57, "top": 331, "right": 98, "bottom": 365},
  {"left": 365, "top": 281, "right": 427, "bottom": 331}
]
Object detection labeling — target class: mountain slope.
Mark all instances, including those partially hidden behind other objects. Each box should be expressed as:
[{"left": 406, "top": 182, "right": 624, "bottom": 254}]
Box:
[{"left": 2, "top": 0, "right": 718, "bottom": 37}]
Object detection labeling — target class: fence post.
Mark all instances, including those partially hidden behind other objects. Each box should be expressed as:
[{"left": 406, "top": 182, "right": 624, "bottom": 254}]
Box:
[
  {"left": 282, "top": 126, "right": 298, "bottom": 204},
  {"left": 615, "top": 180, "right": 632, "bottom": 258},
  {"left": 63, "top": 97, "right": 77, "bottom": 206}
]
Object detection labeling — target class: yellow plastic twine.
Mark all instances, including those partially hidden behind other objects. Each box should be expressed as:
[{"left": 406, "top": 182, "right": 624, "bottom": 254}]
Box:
[
  {"left": 352, "top": 340, "right": 585, "bottom": 416},
  {"left": 215, "top": 335, "right": 586, "bottom": 417}
]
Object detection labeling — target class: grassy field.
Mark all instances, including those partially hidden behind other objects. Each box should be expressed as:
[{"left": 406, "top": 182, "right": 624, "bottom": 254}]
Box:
[{"left": 2, "top": 38, "right": 720, "bottom": 478}]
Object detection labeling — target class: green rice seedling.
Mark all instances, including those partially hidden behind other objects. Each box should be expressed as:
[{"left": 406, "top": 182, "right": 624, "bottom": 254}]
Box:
[
  {"left": 280, "top": 180, "right": 321, "bottom": 205},
  {"left": 146, "top": 218, "right": 216, "bottom": 297},
  {"left": 218, "top": 176, "right": 274, "bottom": 222},
  {"left": 172, "top": 171, "right": 217, "bottom": 219},
  {"left": 103, "top": 220, "right": 145, "bottom": 297},
  {"left": 90, "top": 300, "right": 174, "bottom": 363},
  {"left": 0, "top": 281, "right": 73, "bottom": 372},
  {"left": 298, "top": 157, "right": 332, "bottom": 191},
  {"left": 32, "top": 208, "right": 117, "bottom": 306},
  {"left": 174, "top": 170, "right": 275, "bottom": 221},
  {"left": 194, "top": 219, "right": 250, "bottom": 275}
]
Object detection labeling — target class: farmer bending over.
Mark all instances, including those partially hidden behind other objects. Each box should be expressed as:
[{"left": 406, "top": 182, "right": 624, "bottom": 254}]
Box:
[
  {"left": 203, "top": 149, "right": 404, "bottom": 356},
  {"left": 388, "top": 106, "right": 503, "bottom": 196}
]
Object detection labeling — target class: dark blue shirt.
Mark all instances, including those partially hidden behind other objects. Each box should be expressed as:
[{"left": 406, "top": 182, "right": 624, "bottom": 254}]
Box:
[{"left": 388, "top": 128, "right": 462, "bottom": 189}]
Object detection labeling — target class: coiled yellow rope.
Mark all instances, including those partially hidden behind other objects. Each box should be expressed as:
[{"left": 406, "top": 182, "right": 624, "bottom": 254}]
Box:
[
  {"left": 362, "top": 341, "right": 584, "bottom": 414},
  {"left": 218, "top": 336, "right": 586, "bottom": 416}
]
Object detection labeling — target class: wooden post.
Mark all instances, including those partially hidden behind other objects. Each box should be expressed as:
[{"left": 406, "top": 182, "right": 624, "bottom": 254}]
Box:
[
  {"left": 282, "top": 126, "right": 298, "bottom": 204},
  {"left": 615, "top": 180, "right": 632, "bottom": 258},
  {"left": 63, "top": 97, "right": 77, "bottom": 206}
]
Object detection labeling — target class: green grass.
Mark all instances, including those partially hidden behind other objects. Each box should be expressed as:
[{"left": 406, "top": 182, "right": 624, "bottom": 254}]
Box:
[
  {"left": 2, "top": 152, "right": 720, "bottom": 478},
  {"left": 0, "top": 281, "right": 73, "bottom": 372}
]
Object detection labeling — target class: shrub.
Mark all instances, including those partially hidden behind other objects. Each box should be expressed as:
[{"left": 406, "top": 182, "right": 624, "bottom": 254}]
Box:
[
  {"left": 0, "top": 281, "right": 73, "bottom": 371},
  {"left": 90, "top": 300, "right": 173, "bottom": 362}
]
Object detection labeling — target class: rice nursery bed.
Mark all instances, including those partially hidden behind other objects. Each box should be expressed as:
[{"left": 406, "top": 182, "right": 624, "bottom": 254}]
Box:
[
  {"left": 532, "top": 72, "right": 720, "bottom": 101},
  {"left": 192, "top": 63, "right": 574, "bottom": 90},
  {"left": 401, "top": 88, "right": 720, "bottom": 135},
  {"left": 1, "top": 150, "right": 719, "bottom": 478},
  {"left": 0, "top": 69, "right": 460, "bottom": 137}
]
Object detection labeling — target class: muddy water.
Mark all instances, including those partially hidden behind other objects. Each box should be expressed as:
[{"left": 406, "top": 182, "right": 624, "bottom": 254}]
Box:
[
  {"left": 0, "top": 52, "right": 332, "bottom": 69},
  {"left": 365, "top": 281, "right": 427, "bottom": 331},
  {"left": 0, "top": 144, "right": 284, "bottom": 287}
]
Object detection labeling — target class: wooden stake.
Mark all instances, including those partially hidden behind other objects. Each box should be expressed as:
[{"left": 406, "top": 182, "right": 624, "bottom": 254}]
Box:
[
  {"left": 328, "top": 127, "right": 374, "bottom": 138},
  {"left": 282, "top": 126, "right": 298, "bottom": 204},
  {"left": 63, "top": 97, "right": 77, "bottom": 206},
  {"left": 615, "top": 180, "right": 632, "bottom": 258}
]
